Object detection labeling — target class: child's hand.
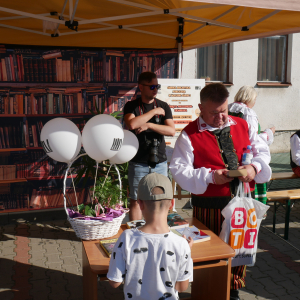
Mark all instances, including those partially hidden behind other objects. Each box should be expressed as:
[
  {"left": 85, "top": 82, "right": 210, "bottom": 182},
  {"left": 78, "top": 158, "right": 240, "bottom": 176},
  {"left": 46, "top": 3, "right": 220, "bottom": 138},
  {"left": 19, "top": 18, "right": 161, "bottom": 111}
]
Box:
[{"left": 182, "top": 235, "right": 194, "bottom": 249}]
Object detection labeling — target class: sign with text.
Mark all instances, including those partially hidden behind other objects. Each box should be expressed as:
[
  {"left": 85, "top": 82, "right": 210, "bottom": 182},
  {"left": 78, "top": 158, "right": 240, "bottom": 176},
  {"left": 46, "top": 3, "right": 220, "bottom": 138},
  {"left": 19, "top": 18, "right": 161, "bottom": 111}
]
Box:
[{"left": 157, "top": 79, "right": 205, "bottom": 161}]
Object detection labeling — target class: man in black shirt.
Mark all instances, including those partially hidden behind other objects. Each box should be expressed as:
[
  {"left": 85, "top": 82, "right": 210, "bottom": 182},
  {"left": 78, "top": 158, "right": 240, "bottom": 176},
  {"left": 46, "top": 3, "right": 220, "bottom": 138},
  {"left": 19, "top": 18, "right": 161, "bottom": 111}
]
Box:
[{"left": 124, "top": 72, "right": 175, "bottom": 221}]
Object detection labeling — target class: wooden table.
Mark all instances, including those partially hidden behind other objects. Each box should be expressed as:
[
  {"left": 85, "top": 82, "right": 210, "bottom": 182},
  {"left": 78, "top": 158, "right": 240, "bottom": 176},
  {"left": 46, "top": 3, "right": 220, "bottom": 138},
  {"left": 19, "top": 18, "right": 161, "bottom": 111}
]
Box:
[
  {"left": 82, "top": 217, "right": 235, "bottom": 300},
  {"left": 270, "top": 172, "right": 298, "bottom": 181}
]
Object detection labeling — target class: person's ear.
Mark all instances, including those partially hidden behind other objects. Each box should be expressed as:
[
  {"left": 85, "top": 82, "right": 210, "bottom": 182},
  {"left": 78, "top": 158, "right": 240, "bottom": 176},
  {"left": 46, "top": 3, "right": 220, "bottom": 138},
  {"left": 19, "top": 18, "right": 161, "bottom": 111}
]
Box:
[
  {"left": 169, "top": 199, "right": 175, "bottom": 211},
  {"left": 138, "top": 83, "right": 143, "bottom": 93},
  {"left": 198, "top": 103, "right": 202, "bottom": 111},
  {"left": 137, "top": 199, "right": 144, "bottom": 210}
]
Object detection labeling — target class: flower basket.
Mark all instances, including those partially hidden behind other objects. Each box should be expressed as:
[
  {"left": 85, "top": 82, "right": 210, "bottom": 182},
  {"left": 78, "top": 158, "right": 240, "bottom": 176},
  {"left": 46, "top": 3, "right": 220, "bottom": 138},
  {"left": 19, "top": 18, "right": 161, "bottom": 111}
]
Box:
[
  {"left": 67, "top": 212, "right": 126, "bottom": 240},
  {"left": 63, "top": 158, "right": 128, "bottom": 241}
]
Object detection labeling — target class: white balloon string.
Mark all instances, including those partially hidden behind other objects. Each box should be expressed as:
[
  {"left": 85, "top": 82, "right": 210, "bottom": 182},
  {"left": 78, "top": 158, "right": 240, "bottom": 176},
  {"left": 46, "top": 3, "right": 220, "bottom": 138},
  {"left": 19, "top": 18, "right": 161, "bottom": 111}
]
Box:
[
  {"left": 70, "top": 153, "right": 87, "bottom": 163},
  {"left": 114, "top": 164, "right": 122, "bottom": 203},
  {"left": 102, "top": 164, "right": 112, "bottom": 188},
  {"left": 92, "top": 161, "right": 99, "bottom": 202},
  {"left": 63, "top": 162, "right": 72, "bottom": 214},
  {"left": 70, "top": 169, "right": 79, "bottom": 211}
]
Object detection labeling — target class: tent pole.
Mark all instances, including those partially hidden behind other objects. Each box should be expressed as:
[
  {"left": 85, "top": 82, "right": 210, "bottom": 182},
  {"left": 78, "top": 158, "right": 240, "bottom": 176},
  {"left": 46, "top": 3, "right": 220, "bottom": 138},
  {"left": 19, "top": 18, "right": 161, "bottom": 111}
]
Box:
[
  {"left": 0, "top": 6, "right": 64, "bottom": 24},
  {"left": 69, "top": 0, "right": 73, "bottom": 21},
  {"left": 54, "top": 0, "right": 68, "bottom": 36},
  {"left": 177, "top": 18, "right": 184, "bottom": 79},
  {"left": 70, "top": 0, "right": 80, "bottom": 24},
  {"left": 178, "top": 42, "right": 182, "bottom": 79},
  {"left": 0, "top": 23, "right": 50, "bottom": 36}
]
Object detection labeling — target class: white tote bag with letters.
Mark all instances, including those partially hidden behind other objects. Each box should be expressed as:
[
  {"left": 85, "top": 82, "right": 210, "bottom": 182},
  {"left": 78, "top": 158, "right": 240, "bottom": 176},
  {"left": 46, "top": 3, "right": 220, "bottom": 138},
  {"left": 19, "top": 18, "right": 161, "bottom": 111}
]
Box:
[{"left": 219, "top": 182, "right": 269, "bottom": 267}]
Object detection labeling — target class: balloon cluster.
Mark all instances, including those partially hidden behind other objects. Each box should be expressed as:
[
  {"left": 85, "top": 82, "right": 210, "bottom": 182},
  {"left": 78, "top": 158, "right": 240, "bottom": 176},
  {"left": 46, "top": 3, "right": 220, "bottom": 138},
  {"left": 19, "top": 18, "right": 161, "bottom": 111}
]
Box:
[{"left": 40, "top": 115, "right": 139, "bottom": 165}]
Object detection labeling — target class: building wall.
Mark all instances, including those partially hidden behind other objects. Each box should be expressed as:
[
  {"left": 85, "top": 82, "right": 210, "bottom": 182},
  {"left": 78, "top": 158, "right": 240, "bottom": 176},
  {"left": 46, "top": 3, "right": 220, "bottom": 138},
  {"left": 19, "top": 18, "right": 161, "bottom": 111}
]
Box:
[{"left": 181, "top": 34, "right": 300, "bottom": 153}]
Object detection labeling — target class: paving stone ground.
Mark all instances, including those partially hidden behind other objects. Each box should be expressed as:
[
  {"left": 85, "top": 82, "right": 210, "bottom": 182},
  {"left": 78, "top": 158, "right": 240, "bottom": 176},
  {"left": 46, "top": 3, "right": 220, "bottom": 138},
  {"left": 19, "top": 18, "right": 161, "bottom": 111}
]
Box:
[
  {"left": 1, "top": 154, "right": 300, "bottom": 300},
  {"left": 0, "top": 201, "right": 299, "bottom": 300}
]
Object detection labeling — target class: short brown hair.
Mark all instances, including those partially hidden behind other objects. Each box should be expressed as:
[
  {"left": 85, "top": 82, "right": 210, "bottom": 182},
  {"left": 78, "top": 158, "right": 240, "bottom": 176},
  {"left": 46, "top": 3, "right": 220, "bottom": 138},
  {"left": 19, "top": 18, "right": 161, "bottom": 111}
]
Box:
[
  {"left": 138, "top": 72, "right": 157, "bottom": 84},
  {"left": 200, "top": 83, "right": 229, "bottom": 104}
]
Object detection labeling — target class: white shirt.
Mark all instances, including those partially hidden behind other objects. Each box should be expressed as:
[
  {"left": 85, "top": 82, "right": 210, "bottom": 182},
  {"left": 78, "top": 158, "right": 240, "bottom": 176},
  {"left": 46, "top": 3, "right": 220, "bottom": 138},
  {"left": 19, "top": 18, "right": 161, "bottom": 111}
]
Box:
[
  {"left": 290, "top": 134, "right": 300, "bottom": 166},
  {"left": 169, "top": 116, "right": 272, "bottom": 195},
  {"left": 228, "top": 102, "right": 274, "bottom": 146},
  {"left": 107, "top": 228, "right": 193, "bottom": 300}
]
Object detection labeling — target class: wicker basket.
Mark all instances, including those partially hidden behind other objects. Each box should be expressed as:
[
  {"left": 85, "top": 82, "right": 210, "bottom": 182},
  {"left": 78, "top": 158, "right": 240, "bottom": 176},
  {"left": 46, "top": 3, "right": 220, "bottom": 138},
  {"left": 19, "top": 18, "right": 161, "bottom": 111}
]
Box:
[{"left": 67, "top": 213, "right": 126, "bottom": 240}]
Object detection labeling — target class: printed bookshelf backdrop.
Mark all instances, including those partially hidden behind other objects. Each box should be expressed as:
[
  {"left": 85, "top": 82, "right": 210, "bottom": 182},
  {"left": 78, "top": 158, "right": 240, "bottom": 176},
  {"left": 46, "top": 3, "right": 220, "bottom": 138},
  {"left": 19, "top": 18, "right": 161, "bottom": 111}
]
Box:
[{"left": 0, "top": 44, "right": 178, "bottom": 214}]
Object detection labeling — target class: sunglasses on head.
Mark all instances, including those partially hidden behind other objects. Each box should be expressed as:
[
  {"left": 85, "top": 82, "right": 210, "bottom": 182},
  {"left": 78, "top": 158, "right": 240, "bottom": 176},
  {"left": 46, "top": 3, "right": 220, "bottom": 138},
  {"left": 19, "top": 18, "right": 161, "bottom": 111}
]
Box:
[{"left": 142, "top": 84, "right": 161, "bottom": 90}]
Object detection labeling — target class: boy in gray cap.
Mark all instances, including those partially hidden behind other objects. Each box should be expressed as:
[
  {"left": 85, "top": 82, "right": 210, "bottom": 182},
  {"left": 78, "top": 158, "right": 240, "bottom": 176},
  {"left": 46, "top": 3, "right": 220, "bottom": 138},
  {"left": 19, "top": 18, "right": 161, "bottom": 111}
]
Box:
[{"left": 107, "top": 172, "right": 193, "bottom": 300}]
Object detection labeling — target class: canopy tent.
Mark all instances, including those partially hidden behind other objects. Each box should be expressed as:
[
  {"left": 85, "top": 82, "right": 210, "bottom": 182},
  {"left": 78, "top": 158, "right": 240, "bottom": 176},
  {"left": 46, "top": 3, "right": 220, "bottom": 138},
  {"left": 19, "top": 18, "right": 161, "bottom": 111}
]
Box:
[{"left": 0, "top": 0, "right": 300, "bottom": 51}]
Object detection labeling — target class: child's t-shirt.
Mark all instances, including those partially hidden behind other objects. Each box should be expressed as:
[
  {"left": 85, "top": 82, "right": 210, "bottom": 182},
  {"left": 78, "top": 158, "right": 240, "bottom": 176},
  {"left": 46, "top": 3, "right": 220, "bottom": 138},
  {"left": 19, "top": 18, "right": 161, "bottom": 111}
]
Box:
[{"left": 107, "top": 228, "right": 193, "bottom": 300}]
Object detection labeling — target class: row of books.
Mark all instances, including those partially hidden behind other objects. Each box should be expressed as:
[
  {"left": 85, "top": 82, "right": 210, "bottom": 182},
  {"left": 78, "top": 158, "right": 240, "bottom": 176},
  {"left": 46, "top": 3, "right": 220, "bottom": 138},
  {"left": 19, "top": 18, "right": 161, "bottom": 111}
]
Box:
[
  {"left": 29, "top": 187, "right": 87, "bottom": 209},
  {"left": 15, "top": 161, "right": 66, "bottom": 178},
  {"left": 0, "top": 125, "right": 23, "bottom": 149},
  {"left": 0, "top": 46, "right": 104, "bottom": 83},
  {"left": 0, "top": 122, "right": 41, "bottom": 149},
  {"left": 0, "top": 56, "right": 105, "bottom": 83},
  {"left": 105, "top": 52, "right": 177, "bottom": 82},
  {"left": 0, "top": 194, "right": 29, "bottom": 210},
  {"left": 0, "top": 162, "right": 66, "bottom": 179},
  {"left": 0, "top": 46, "right": 177, "bottom": 83},
  {"left": 0, "top": 119, "right": 86, "bottom": 150},
  {"left": 11, "top": 150, "right": 55, "bottom": 164},
  {"left": 0, "top": 183, "right": 10, "bottom": 194},
  {"left": 0, "top": 165, "right": 16, "bottom": 180},
  {"left": 0, "top": 86, "right": 105, "bottom": 115},
  {"left": 0, "top": 91, "right": 134, "bottom": 116}
]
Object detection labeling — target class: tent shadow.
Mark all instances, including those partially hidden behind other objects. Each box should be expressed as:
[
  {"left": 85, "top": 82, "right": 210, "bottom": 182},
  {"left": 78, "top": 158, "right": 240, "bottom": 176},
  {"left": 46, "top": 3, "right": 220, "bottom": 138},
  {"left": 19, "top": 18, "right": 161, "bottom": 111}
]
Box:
[{"left": 0, "top": 258, "right": 83, "bottom": 300}]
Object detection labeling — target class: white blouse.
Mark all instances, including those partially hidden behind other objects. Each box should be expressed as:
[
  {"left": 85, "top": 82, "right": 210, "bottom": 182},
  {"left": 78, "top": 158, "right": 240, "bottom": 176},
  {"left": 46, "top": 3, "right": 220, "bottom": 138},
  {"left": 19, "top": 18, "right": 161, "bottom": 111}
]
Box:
[
  {"left": 169, "top": 116, "right": 272, "bottom": 195},
  {"left": 228, "top": 102, "right": 274, "bottom": 146},
  {"left": 290, "top": 134, "right": 300, "bottom": 167}
]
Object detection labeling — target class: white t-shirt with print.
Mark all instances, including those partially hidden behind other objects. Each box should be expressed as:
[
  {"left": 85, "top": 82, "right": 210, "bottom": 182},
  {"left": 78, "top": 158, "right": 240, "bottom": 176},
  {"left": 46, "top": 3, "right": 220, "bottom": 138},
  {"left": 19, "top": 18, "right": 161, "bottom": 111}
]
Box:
[{"left": 107, "top": 228, "right": 193, "bottom": 300}]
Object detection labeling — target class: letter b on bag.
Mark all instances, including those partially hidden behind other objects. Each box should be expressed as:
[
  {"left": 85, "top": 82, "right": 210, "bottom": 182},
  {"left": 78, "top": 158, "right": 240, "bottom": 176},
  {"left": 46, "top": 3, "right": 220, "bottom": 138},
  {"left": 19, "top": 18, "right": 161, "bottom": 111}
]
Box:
[{"left": 231, "top": 208, "right": 247, "bottom": 228}]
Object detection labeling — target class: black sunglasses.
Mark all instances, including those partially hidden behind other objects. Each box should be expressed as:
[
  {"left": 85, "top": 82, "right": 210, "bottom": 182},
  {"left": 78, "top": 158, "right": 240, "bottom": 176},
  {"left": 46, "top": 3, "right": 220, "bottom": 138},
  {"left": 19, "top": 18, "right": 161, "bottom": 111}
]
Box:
[{"left": 141, "top": 84, "right": 161, "bottom": 90}]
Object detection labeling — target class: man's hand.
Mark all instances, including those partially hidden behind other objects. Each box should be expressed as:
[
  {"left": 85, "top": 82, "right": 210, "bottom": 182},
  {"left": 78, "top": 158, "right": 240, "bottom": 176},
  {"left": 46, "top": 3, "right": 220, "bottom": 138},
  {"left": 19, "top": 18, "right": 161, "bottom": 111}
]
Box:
[
  {"left": 238, "top": 165, "right": 256, "bottom": 182},
  {"left": 214, "top": 169, "right": 234, "bottom": 185},
  {"left": 135, "top": 123, "right": 149, "bottom": 134},
  {"left": 154, "top": 107, "right": 165, "bottom": 116}
]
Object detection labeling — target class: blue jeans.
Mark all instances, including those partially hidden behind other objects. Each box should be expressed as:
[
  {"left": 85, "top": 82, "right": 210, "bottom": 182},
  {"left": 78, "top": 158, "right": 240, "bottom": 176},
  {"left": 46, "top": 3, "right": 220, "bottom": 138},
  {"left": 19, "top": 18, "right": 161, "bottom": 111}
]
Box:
[{"left": 128, "top": 161, "right": 168, "bottom": 200}]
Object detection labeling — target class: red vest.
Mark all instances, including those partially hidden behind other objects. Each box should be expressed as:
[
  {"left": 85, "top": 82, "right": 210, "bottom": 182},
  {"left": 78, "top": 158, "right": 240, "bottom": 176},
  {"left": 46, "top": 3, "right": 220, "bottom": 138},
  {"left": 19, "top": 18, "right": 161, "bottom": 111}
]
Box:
[{"left": 184, "top": 116, "right": 255, "bottom": 197}]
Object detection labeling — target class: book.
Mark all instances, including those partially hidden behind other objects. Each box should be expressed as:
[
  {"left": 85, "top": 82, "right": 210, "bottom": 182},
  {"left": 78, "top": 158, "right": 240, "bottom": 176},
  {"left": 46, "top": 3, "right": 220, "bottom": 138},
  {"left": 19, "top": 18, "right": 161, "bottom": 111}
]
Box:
[
  {"left": 126, "top": 219, "right": 146, "bottom": 229},
  {"left": 172, "top": 225, "right": 211, "bottom": 243},
  {"left": 167, "top": 213, "right": 189, "bottom": 229},
  {"left": 99, "top": 238, "right": 118, "bottom": 257}
]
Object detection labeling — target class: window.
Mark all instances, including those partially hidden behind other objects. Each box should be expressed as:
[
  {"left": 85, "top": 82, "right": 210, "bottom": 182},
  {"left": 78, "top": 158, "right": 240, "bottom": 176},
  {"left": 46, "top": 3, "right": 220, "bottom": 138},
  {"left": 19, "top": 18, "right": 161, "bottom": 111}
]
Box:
[
  {"left": 197, "top": 44, "right": 230, "bottom": 82},
  {"left": 257, "top": 35, "right": 288, "bottom": 82}
]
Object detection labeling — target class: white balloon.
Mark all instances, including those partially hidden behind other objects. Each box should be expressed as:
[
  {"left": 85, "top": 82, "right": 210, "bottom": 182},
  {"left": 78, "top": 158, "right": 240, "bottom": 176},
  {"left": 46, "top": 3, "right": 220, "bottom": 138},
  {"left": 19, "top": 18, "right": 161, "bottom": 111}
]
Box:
[
  {"left": 109, "top": 130, "right": 139, "bottom": 164},
  {"left": 82, "top": 114, "right": 124, "bottom": 162},
  {"left": 40, "top": 118, "right": 82, "bottom": 163}
]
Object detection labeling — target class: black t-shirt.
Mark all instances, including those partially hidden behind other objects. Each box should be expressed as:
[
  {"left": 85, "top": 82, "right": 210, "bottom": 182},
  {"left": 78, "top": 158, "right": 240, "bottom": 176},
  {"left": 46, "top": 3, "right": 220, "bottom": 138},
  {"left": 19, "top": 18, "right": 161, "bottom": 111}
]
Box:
[{"left": 123, "top": 97, "right": 173, "bottom": 164}]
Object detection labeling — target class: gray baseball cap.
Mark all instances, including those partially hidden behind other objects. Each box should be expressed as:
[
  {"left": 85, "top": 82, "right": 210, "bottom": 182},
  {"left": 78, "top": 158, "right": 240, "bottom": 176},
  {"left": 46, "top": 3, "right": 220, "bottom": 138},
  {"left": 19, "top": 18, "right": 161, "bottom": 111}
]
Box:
[{"left": 137, "top": 172, "right": 173, "bottom": 201}]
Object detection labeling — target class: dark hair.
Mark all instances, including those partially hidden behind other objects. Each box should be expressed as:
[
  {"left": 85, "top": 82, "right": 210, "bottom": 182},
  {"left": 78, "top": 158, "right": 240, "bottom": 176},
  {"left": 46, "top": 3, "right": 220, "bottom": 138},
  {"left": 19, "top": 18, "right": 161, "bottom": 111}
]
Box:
[
  {"left": 200, "top": 83, "right": 229, "bottom": 104},
  {"left": 138, "top": 72, "right": 157, "bottom": 84}
]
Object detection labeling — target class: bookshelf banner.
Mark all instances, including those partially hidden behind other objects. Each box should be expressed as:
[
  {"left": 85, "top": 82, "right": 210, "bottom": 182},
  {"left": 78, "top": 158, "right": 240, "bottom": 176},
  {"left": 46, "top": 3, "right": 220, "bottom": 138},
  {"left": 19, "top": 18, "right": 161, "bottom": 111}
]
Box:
[{"left": 157, "top": 79, "right": 205, "bottom": 162}]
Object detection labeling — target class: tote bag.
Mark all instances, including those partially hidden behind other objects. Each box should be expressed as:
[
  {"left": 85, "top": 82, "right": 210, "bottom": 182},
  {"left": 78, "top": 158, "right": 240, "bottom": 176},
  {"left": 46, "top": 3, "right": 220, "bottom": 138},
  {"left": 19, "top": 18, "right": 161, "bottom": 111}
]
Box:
[{"left": 219, "top": 182, "right": 269, "bottom": 267}]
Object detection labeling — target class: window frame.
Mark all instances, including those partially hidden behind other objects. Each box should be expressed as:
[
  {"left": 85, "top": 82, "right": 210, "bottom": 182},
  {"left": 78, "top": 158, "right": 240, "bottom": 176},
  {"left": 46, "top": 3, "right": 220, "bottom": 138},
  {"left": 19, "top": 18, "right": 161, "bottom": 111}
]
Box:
[
  {"left": 197, "top": 43, "right": 233, "bottom": 86},
  {"left": 256, "top": 34, "right": 292, "bottom": 87}
]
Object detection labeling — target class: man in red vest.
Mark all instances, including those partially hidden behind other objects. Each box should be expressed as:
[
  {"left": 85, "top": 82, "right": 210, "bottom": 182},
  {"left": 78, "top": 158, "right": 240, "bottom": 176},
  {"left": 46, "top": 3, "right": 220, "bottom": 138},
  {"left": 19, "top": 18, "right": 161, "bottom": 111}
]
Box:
[{"left": 169, "top": 83, "right": 271, "bottom": 300}]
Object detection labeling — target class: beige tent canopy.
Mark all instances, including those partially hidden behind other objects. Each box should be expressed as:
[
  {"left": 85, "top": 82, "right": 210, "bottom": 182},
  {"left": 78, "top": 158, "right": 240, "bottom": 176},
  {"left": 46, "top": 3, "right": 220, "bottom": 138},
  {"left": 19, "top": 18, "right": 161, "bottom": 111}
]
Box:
[{"left": 0, "top": 0, "right": 300, "bottom": 51}]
